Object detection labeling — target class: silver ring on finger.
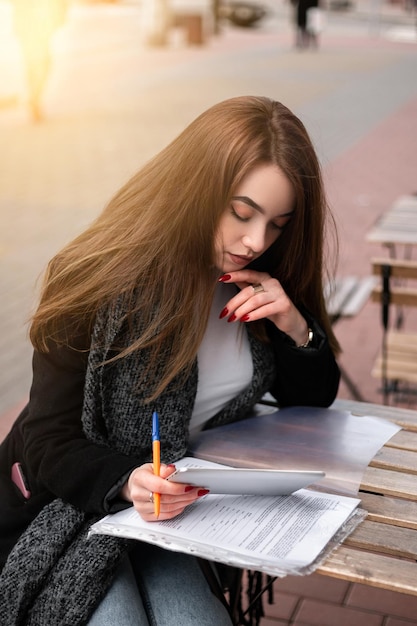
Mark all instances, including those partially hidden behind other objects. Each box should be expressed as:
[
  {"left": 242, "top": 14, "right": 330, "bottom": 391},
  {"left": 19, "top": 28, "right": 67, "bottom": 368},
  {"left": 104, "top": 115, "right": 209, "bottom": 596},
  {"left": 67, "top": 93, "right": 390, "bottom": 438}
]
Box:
[
  {"left": 149, "top": 492, "right": 154, "bottom": 504},
  {"left": 252, "top": 283, "right": 264, "bottom": 294}
]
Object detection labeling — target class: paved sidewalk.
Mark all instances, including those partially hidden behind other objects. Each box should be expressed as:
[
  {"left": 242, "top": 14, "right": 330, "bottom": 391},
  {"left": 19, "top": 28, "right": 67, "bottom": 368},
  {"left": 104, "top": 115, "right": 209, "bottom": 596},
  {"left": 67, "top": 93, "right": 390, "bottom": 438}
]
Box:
[
  {"left": 0, "top": 2, "right": 417, "bottom": 622},
  {"left": 1, "top": 0, "right": 416, "bottom": 417}
]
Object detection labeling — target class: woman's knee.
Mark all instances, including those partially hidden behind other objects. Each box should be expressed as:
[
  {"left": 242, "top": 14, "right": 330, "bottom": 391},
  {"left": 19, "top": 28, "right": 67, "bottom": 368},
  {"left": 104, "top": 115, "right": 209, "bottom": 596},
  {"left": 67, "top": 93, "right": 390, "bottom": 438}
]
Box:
[
  {"left": 87, "top": 555, "right": 149, "bottom": 626},
  {"left": 130, "top": 545, "right": 233, "bottom": 626}
]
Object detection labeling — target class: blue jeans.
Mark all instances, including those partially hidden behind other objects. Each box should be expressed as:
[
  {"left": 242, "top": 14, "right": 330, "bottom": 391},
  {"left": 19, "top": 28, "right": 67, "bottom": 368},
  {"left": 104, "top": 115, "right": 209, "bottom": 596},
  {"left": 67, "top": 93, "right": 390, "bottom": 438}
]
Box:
[{"left": 87, "top": 543, "right": 233, "bottom": 626}]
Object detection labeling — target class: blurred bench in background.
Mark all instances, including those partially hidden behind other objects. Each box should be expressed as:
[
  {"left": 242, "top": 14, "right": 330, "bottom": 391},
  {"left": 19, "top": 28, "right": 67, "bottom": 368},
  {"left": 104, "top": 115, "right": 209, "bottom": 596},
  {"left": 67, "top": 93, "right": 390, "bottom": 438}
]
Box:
[
  {"left": 325, "top": 275, "right": 377, "bottom": 401},
  {"left": 371, "top": 258, "right": 417, "bottom": 405}
]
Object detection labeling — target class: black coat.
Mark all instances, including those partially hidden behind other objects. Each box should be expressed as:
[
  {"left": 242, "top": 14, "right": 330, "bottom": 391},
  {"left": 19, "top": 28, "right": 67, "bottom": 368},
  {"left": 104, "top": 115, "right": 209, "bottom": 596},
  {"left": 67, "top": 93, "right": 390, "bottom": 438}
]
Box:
[{"left": 0, "top": 314, "right": 339, "bottom": 571}]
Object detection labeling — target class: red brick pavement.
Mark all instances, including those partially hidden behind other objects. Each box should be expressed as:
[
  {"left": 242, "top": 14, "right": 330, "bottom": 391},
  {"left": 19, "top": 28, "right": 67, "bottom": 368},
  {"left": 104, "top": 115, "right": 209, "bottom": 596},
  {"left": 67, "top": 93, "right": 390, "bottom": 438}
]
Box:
[
  {"left": 263, "top": 571, "right": 417, "bottom": 625},
  {"left": 324, "top": 95, "right": 417, "bottom": 407}
]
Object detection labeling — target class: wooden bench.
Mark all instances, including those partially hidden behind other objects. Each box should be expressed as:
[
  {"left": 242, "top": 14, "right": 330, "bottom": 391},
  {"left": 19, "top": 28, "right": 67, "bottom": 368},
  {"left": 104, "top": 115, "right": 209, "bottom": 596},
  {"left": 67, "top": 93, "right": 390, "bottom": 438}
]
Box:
[
  {"left": 371, "top": 258, "right": 417, "bottom": 402},
  {"left": 324, "top": 275, "right": 377, "bottom": 401},
  {"left": 325, "top": 275, "right": 377, "bottom": 323}
]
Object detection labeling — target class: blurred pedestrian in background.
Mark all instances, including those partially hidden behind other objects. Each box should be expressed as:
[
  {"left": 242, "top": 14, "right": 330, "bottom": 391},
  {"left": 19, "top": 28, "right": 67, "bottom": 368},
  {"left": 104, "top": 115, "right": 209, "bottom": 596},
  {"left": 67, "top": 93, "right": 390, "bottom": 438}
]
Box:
[
  {"left": 11, "top": 0, "right": 69, "bottom": 121},
  {"left": 291, "top": 0, "right": 322, "bottom": 49}
]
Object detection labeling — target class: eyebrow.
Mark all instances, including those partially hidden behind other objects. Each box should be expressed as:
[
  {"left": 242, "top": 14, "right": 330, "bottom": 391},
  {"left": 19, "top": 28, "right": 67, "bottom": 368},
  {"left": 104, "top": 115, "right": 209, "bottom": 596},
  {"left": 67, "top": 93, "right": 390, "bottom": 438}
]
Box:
[{"left": 231, "top": 196, "right": 294, "bottom": 219}]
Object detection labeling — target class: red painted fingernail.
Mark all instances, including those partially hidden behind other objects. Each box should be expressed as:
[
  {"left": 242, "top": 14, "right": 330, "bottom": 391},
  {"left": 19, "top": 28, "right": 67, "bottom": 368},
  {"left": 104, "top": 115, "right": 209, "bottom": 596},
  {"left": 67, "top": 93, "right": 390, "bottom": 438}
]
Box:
[
  {"left": 241, "top": 314, "right": 250, "bottom": 322},
  {"left": 219, "top": 307, "right": 229, "bottom": 319},
  {"left": 185, "top": 485, "right": 194, "bottom": 492},
  {"left": 218, "top": 274, "right": 231, "bottom": 282},
  {"left": 198, "top": 489, "right": 210, "bottom": 497},
  {"left": 227, "top": 314, "right": 237, "bottom": 323}
]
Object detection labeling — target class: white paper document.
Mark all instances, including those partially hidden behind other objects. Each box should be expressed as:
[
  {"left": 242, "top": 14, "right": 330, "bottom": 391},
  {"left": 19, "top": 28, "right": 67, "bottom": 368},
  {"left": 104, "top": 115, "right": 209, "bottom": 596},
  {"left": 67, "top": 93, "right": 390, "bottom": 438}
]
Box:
[{"left": 90, "top": 458, "right": 363, "bottom": 577}]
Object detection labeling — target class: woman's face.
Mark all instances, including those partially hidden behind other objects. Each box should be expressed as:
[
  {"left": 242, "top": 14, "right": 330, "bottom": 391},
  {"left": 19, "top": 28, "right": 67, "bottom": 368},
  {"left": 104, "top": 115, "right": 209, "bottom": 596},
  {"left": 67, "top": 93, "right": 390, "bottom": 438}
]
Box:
[{"left": 214, "top": 163, "right": 295, "bottom": 273}]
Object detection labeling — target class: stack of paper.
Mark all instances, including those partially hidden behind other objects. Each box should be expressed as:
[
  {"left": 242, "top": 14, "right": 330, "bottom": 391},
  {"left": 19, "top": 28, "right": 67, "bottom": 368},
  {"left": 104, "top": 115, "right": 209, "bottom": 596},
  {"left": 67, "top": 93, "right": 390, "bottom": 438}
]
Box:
[{"left": 90, "top": 457, "right": 364, "bottom": 577}]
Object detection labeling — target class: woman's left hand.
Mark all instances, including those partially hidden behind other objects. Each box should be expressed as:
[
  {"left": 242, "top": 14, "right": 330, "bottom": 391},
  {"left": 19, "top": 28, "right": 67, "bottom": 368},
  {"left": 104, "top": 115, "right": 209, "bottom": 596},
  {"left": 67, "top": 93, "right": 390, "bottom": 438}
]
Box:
[{"left": 219, "top": 270, "right": 310, "bottom": 347}]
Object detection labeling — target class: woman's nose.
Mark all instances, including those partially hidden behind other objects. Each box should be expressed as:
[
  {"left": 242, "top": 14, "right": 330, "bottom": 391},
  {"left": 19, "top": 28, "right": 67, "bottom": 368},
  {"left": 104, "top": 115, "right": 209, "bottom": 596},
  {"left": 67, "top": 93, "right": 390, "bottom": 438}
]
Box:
[{"left": 242, "top": 228, "right": 266, "bottom": 253}]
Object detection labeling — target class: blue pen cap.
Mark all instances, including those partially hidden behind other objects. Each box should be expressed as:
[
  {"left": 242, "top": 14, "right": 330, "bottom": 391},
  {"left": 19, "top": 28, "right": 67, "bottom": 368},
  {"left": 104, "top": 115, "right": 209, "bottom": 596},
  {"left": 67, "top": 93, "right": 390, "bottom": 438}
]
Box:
[{"left": 152, "top": 411, "right": 160, "bottom": 441}]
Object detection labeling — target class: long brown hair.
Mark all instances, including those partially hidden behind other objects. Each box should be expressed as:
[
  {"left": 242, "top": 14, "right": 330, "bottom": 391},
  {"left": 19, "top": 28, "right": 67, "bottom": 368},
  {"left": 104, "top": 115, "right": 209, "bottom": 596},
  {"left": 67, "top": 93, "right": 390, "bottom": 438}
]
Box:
[{"left": 31, "top": 96, "right": 339, "bottom": 399}]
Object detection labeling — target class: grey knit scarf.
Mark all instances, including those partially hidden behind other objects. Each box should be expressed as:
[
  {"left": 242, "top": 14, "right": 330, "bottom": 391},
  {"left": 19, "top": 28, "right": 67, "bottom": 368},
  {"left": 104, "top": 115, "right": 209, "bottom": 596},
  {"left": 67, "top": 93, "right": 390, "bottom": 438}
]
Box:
[{"left": 0, "top": 302, "right": 276, "bottom": 625}]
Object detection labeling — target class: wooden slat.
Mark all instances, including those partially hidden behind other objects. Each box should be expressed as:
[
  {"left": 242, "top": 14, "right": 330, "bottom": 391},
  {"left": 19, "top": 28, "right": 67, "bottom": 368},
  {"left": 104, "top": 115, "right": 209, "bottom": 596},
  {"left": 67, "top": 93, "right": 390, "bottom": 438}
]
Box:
[
  {"left": 371, "top": 285, "right": 417, "bottom": 307},
  {"left": 372, "top": 365, "right": 417, "bottom": 384},
  {"left": 372, "top": 257, "right": 417, "bottom": 279},
  {"left": 392, "top": 195, "right": 417, "bottom": 211},
  {"left": 374, "top": 352, "right": 417, "bottom": 365},
  {"left": 341, "top": 276, "right": 377, "bottom": 316},
  {"left": 372, "top": 331, "right": 417, "bottom": 385},
  {"left": 372, "top": 359, "right": 417, "bottom": 385},
  {"left": 361, "top": 466, "right": 417, "bottom": 500},
  {"left": 386, "top": 333, "right": 417, "bottom": 347},
  {"left": 332, "top": 399, "right": 417, "bottom": 432},
  {"left": 367, "top": 228, "right": 417, "bottom": 246},
  {"left": 367, "top": 201, "right": 417, "bottom": 245},
  {"left": 325, "top": 276, "right": 376, "bottom": 319},
  {"left": 392, "top": 194, "right": 417, "bottom": 210},
  {"left": 387, "top": 430, "right": 417, "bottom": 452},
  {"left": 371, "top": 257, "right": 417, "bottom": 281},
  {"left": 377, "top": 332, "right": 417, "bottom": 350},
  {"left": 317, "top": 546, "right": 417, "bottom": 596},
  {"left": 360, "top": 492, "right": 417, "bottom": 530},
  {"left": 325, "top": 276, "right": 358, "bottom": 317},
  {"left": 344, "top": 519, "right": 417, "bottom": 559},
  {"left": 373, "top": 354, "right": 417, "bottom": 368},
  {"left": 370, "top": 446, "right": 417, "bottom": 474}
]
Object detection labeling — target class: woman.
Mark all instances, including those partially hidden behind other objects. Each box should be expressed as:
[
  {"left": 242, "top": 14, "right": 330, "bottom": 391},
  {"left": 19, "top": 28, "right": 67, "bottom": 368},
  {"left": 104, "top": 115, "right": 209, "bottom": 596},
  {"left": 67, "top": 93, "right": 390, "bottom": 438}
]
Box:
[{"left": 0, "top": 96, "right": 340, "bottom": 625}]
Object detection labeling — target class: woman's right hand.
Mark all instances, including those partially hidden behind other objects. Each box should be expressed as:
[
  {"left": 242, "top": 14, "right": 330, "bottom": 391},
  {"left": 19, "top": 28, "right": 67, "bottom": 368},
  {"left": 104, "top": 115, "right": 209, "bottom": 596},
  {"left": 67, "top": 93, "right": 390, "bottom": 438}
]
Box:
[{"left": 120, "top": 463, "right": 209, "bottom": 521}]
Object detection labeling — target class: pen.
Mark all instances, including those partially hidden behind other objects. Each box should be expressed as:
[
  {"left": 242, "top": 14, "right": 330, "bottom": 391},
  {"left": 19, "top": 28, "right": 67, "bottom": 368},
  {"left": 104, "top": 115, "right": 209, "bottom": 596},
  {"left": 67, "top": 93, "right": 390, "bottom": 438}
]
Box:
[{"left": 152, "top": 411, "right": 161, "bottom": 518}]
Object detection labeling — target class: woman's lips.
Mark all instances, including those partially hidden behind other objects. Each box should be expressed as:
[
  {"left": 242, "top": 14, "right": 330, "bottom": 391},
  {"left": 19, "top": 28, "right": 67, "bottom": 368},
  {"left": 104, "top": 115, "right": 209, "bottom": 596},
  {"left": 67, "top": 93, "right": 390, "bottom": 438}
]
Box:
[{"left": 228, "top": 253, "right": 254, "bottom": 266}]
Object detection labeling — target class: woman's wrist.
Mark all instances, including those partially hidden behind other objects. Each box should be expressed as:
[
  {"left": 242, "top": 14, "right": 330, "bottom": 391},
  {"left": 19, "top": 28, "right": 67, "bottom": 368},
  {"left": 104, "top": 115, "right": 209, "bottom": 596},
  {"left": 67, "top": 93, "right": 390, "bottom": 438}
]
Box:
[
  {"left": 284, "top": 316, "right": 310, "bottom": 347},
  {"left": 120, "top": 481, "right": 131, "bottom": 502},
  {"left": 296, "top": 327, "right": 314, "bottom": 348}
]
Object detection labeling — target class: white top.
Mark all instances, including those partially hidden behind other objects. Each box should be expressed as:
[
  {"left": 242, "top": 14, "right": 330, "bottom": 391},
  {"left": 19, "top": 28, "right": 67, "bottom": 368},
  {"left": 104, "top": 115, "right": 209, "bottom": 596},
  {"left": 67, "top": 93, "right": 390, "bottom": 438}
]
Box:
[{"left": 189, "top": 283, "right": 253, "bottom": 439}]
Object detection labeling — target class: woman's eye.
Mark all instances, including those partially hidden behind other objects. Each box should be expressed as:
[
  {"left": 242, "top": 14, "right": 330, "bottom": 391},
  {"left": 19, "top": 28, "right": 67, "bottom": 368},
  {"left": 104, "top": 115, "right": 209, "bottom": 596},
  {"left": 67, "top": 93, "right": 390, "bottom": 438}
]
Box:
[
  {"left": 271, "top": 216, "right": 292, "bottom": 231},
  {"left": 231, "top": 206, "right": 251, "bottom": 222}
]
